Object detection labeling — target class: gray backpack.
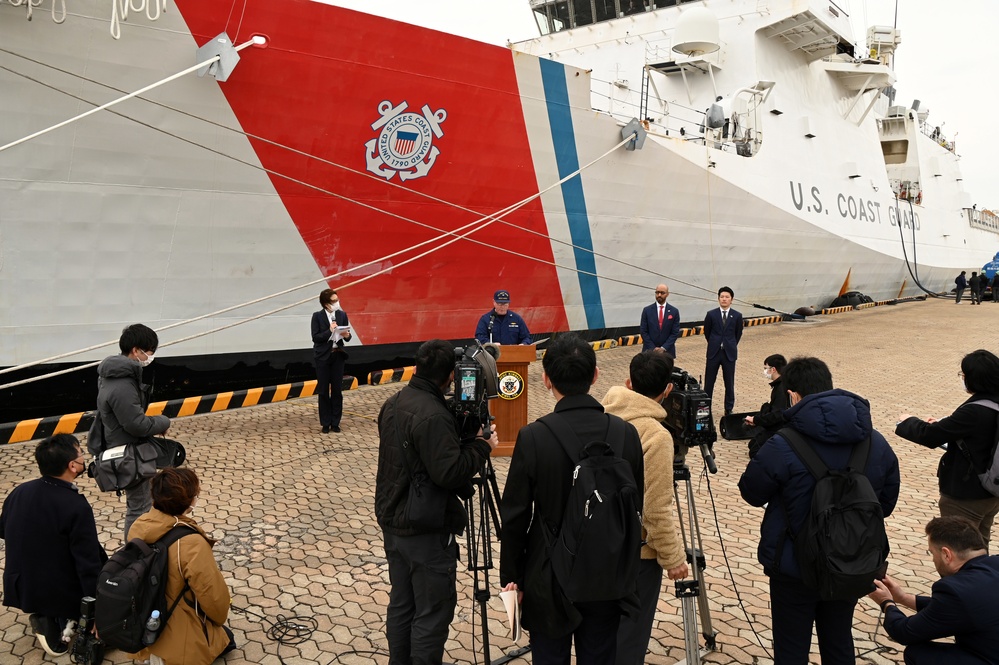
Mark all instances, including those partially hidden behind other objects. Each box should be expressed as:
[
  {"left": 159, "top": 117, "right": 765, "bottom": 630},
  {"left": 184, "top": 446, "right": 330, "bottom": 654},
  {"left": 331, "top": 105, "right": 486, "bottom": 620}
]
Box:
[{"left": 966, "top": 400, "right": 999, "bottom": 496}]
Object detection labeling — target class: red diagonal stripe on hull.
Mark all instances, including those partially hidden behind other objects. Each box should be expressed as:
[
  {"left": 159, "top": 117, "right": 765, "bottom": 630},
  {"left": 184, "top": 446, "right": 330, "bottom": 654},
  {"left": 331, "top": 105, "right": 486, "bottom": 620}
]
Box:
[{"left": 175, "top": 0, "right": 569, "bottom": 344}]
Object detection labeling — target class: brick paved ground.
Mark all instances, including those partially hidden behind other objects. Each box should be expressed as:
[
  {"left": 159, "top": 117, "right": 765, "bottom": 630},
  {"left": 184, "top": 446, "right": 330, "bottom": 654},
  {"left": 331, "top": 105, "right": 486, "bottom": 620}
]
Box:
[{"left": 1, "top": 297, "right": 996, "bottom": 664}]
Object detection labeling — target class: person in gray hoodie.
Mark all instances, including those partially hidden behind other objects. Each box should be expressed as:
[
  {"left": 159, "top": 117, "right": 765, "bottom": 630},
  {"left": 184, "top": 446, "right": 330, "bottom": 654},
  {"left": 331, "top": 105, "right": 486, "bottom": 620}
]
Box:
[{"left": 87, "top": 323, "right": 171, "bottom": 541}]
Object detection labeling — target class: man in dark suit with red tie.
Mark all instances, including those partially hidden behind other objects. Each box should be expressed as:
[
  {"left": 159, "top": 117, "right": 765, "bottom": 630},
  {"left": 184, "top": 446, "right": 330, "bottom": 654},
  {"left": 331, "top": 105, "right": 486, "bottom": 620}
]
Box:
[
  {"left": 703, "top": 286, "right": 742, "bottom": 415},
  {"left": 640, "top": 284, "right": 680, "bottom": 357}
]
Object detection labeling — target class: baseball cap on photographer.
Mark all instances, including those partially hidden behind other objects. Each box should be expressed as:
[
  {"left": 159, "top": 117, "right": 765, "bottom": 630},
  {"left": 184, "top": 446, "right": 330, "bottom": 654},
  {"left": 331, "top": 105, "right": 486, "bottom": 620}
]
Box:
[{"left": 493, "top": 290, "right": 510, "bottom": 303}]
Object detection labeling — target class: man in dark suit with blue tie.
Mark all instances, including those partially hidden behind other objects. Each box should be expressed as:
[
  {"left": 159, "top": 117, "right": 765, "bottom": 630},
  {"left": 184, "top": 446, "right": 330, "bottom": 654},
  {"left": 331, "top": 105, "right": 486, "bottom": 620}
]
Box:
[
  {"left": 703, "top": 286, "right": 742, "bottom": 415},
  {"left": 312, "top": 288, "right": 352, "bottom": 433},
  {"left": 640, "top": 284, "right": 681, "bottom": 357}
]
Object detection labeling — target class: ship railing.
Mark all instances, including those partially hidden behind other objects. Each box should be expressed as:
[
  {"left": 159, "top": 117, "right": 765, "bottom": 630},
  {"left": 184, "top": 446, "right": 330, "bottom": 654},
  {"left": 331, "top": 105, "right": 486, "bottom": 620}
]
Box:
[
  {"left": 3, "top": 0, "right": 168, "bottom": 39},
  {"left": 919, "top": 120, "right": 956, "bottom": 153},
  {"left": 591, "top": 77, "right": 708, "bottom": 140},
  {"left": 967, "top": 208, "right": 999, "bottom": 234}
]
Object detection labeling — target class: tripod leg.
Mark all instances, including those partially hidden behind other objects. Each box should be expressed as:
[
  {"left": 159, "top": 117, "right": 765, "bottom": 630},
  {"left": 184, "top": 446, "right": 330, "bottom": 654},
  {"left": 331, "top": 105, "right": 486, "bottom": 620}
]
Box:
[
  {"left": 680, "top": 595, "right": 701, "bottom": 665},
  {"left": 685, "top": 467, "right": 717, "bottom": 650}
]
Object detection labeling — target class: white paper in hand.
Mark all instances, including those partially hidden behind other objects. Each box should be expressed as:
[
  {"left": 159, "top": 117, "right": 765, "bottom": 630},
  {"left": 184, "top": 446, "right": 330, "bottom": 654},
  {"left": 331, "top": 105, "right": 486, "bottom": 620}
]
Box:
[{"left": 499, "top": 590, "right": 521, "bottom": 643}]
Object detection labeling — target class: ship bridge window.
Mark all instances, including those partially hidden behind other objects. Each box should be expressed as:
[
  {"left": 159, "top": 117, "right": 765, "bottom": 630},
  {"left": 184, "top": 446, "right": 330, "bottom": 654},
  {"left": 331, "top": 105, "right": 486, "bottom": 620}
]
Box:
[
  {"left": 881, "top": 139, "right": 909, "bottom": 165},
  {"left": 575, "top": 0, "right": 594, "bottom": 26}
]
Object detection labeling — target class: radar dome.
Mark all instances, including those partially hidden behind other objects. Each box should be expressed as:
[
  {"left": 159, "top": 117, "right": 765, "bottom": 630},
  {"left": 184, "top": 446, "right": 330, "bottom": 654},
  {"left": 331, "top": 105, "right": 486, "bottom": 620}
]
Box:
[{"left": 672, "top": 7, "right": 720, "bottom": 56}]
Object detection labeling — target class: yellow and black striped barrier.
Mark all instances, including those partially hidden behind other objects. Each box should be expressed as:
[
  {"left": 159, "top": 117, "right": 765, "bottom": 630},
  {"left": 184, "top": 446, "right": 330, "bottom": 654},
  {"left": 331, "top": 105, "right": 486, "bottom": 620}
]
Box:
[
  {"left": 618, "top": 334, "right": 643, "bottom": 347},
  {"left": 855, "top": 302, "right": 878, "bottom": 310},
  {"left": 0, "top": 376, "right": 359, "bottom": 446},
  {"left": 744, "top": 315, "right": 783, "bottom": 327},
  {"left": 680, "top": 326, "right": 705, "bottom": 338},
  {"left": 367, "top": 366, "right": 416, "bottom": 385},
  {"left": 820, "top": 305, "right": 854, "bottom": 315},
  {"left": 590, "top": 339, "right": 617, "bottom": 351}
]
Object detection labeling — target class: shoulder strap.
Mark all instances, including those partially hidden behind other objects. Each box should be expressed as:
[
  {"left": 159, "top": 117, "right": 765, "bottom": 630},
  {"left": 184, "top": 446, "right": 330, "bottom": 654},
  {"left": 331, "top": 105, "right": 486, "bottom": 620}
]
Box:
[
  {"left": 968, "top": 399, "right": 999, "bottom": 413},
  {"left": 539, "top": 412, "right": 585, "bottom": 463},
  {"left": 156, "top": 525, "right": 199, "bottom": 625},
  {"left": 539, "top": 412, "right": 625, "bottom": 463},
  {"left": 778, "top": 427, "right": 828, "bottom": 480},
  {"left": 779, "top": 427, "right": 871, "bottom": 478}
]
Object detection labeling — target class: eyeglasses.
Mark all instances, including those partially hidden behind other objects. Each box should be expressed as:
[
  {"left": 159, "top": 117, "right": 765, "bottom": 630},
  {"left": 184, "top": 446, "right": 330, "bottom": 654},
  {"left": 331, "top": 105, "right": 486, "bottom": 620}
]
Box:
[
  {"left": 958, "top": 371, "right": 965, "bottom": 378},
  {"left": 655, "top": 291, "right": 667, "bottom": 295}
]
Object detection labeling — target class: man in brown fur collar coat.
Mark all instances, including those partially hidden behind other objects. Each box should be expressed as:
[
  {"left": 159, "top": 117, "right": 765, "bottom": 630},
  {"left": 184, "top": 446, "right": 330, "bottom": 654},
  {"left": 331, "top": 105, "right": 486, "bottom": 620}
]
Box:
[{"left": 602, "top": 351, "right": 689, "bottom": 665}]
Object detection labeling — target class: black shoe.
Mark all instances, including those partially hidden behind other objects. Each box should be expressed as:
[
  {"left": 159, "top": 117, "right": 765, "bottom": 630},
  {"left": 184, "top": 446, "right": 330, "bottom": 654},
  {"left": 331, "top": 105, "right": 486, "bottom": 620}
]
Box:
[
  {"left": 332, "top": 425, "right": 341, "bottom": 433},
  {"left": 30, "top": 614, "right": 68, "bottom": 656},
  {"left": 321, "top": 425, "right": 331, "bottom": 434}
]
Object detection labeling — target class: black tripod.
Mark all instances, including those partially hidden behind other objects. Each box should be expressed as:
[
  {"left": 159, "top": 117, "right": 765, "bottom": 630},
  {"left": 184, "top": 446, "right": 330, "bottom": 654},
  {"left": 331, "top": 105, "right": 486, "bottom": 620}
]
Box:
[
  {"left": 672, "top": 449, "right": 718, "bottom": 664},
  {"left": 464, "top": 456, "right": 531, "bottom": 665}
]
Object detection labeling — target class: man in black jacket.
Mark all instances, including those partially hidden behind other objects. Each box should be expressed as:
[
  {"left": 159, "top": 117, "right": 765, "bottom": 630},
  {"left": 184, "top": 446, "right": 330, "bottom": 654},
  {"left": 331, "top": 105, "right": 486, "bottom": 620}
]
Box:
[
  {"left": 868, "top": 516, "right": 999, "bottom": 664},
  {"left": 374, "top": 339, "right": 497, "bottom": 665},
  {"left": 1, "top": 434, "right": 108, "bottom": 656},
  {"left": 500, "top": 333, "right": 644, "bottom": 664},
  {"left": 745, "top": 354, "right": 789, "bottom": 458}
]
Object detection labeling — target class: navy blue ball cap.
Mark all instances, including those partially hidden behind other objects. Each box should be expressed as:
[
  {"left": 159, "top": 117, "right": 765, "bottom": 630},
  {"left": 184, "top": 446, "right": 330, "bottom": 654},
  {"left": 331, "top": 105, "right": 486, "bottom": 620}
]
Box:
[{"left": 493, "top": 290, "right": 510, "bottom": 303}]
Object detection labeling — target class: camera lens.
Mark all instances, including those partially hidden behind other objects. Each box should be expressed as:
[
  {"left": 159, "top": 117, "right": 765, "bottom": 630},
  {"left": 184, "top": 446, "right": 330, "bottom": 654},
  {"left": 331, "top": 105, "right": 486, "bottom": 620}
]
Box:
[{"left": 86, "top": 461, "right": 96, "bottom": 479}]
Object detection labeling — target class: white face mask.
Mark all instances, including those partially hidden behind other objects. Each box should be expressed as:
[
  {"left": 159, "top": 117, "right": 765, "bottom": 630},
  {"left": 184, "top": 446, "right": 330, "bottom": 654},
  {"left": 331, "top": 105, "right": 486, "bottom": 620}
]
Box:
[
  {"left": 139, "top": 351, "right": 155, "bottom": 367},
  {"left": 763, "top": 368, "right": 771, "bottom": 380},
  {"left": 328, "top": 302, "right": 341, "bottom": 313}
]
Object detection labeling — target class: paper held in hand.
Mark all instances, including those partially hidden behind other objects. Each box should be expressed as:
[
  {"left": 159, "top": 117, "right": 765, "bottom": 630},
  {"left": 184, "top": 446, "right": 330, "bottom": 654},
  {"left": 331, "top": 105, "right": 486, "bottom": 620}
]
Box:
[
  {"left": 332, "top": 325, "right": 351, "bottom": 343},
  {"left": 499, "top": 590, "right": 521, "bottom": 643}
]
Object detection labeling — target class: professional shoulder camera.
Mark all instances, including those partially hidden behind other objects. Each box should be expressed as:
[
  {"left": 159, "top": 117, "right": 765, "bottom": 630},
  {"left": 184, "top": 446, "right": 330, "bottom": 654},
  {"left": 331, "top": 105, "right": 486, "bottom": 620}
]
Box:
[
  {"left": 663, "top": 367, "right": 718, "bottom": 472},
  {"left": 447, "top": 341, "right": 500, "bottom": 441}
]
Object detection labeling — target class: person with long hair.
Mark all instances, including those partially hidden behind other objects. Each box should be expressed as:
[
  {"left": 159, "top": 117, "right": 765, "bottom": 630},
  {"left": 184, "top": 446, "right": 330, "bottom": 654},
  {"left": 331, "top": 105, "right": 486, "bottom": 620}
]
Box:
[
  {"left": 896, "top": 349, "right": 999, "bottom": 547},
  {"left": 127, "top": 468, "right": 235, "bottom": 664}
]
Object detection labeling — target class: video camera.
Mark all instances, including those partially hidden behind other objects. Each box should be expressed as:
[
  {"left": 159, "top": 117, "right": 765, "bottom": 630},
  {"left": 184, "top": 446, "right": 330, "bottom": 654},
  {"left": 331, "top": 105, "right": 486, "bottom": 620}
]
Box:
[
  {"left": 447, "top": 341, "right": 501, "bottom": 442},
  {"left": 663, "top": 367, "right": 718, "bottom": 473}
]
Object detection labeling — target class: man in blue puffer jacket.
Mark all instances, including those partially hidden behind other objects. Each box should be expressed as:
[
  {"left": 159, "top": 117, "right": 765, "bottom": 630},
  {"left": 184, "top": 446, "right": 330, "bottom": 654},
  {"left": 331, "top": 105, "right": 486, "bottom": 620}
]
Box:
[{"left": 739, "top": 356, "right": 900, "bottom": 665}]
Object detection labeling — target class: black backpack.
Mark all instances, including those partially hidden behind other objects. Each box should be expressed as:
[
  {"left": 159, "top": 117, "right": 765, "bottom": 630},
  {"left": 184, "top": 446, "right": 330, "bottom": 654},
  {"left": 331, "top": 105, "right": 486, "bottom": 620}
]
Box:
[
  {"left": 95, "top": 525, "right": 198, "bottom": 652},
  {"left": 780, "top": 428, "right": 888, "bottom": 601},
  {"left": 539, "top": 414, "right": 642, "bottom": 603}
]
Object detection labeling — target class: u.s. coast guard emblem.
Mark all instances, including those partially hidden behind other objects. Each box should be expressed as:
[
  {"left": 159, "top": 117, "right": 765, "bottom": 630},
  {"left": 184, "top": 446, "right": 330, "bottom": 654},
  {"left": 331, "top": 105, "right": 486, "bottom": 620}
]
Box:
[
  {"left": 365, "top": 100, "right": 447, "bottom": 181},
  {"left": 498, "top": 371, "right": 525, "bottom": 401}
]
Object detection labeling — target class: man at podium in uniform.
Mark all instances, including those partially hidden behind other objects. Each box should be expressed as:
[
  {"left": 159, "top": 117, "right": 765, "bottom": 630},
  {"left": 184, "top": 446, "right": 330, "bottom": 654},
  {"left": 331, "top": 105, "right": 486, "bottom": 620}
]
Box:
[{"left": 475, "top": 290, "right": 531, "bottom": 345}]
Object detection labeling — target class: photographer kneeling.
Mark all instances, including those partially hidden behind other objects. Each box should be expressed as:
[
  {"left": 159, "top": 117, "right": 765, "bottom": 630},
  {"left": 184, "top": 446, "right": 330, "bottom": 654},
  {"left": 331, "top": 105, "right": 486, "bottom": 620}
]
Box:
[{"left": 374, "top": 339, "right": 498, "bottom": 665}]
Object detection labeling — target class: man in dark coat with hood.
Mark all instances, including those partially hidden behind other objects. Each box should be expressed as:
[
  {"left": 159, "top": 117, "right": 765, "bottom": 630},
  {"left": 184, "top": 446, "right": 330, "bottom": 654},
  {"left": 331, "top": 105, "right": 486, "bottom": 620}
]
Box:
[
  {"left": 1, "top": 434, "right": 108, "bottom": 656},
  {"left": 739, "top": 356, "right": 900, "bottom": 665}
]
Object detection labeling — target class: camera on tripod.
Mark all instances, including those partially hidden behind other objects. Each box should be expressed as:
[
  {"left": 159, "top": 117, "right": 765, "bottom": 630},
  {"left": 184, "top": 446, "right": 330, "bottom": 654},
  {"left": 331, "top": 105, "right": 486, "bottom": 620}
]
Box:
[
  {"left": 447, "top": 341, "right": 501, "bottom": 441},
  {"left": 663, "top": 367, "right": 718, "bottom": 473}
]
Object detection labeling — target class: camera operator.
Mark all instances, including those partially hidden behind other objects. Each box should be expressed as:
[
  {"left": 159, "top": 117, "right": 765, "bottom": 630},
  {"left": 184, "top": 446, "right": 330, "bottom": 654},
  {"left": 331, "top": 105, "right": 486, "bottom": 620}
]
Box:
[
  {"left": 374, "top": 339, "right": 498, "bottom": 665},
  {"left": 601, "top": 351, "right": 688, "bottom": 664}
]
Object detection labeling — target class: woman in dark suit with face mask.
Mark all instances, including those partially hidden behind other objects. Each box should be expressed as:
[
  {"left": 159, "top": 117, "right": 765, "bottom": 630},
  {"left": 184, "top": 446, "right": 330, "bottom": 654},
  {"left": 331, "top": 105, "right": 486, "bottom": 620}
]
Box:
[{"left": 311, "top": 288, "right": 351, "bottom": 433}]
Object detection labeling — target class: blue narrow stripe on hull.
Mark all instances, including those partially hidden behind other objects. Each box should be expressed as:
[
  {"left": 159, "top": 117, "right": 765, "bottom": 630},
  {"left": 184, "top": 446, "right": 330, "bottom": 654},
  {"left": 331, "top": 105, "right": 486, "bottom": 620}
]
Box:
[{"left": 539, "top": 58, "right": 605, "bottom": 328}]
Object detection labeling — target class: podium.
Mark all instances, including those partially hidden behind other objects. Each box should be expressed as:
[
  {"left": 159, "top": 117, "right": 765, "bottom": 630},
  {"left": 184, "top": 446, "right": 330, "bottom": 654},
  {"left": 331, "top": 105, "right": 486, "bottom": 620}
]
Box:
[{"left": 490, "top": 344, "right": 536, "bottom": 457}]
